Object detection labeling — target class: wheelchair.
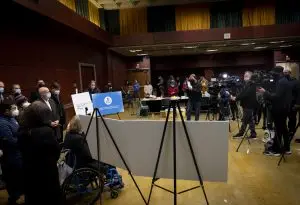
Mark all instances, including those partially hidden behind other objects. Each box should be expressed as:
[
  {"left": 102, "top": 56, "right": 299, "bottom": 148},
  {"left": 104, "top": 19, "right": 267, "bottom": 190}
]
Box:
[{"left": 59, "top": 148, "right": 123, "bottom": 205}]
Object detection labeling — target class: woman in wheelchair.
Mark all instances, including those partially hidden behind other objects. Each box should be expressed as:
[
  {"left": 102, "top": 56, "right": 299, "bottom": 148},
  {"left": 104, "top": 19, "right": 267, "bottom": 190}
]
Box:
[{"left": 63, "top": 116, "right": 113, "bottom": 173}]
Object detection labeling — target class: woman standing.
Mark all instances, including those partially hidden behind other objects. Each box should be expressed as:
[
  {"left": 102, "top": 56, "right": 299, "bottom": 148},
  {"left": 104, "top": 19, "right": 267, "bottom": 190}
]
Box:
[{"left": 18, "top": 101, "right": 62, "bottom": 205}]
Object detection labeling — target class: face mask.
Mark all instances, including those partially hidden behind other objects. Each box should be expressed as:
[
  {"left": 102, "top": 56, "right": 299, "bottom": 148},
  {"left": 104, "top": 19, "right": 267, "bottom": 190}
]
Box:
[
  {"left": 11, "top": 109, "right": 19, "bottom": 117},
  {"left": 43, "top": 92, "right": 51, "bottom": 100},
  {"left": 54, "top": 90, "right": 60, "bottom": 95},
  {"left": 15, "top": 88, "right": 21, "bottom": 94},
  {"left": 22, "top": 102, "right": 30, "bottom": 108},
  {"left": 0, "top": 88, "right": 4, "bottom": 93},
  {"left": 91, "top": 86, "right": 96, "bottom": 89}
]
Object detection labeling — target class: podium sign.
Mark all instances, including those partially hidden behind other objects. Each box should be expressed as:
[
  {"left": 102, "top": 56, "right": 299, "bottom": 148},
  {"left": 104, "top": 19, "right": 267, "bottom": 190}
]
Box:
[
  {"left": 92, "top": 91, "right": 124, "bottom": 115},
  {"left": 71, "top": 92, "right": 93, "bottom": 115}
]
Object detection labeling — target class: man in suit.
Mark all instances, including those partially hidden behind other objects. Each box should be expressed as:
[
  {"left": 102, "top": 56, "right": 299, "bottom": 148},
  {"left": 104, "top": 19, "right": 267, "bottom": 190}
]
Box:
[
  {"left": 38, "top": 87, "right": 61, "bottom": 141},
  {"left": 30, "top": 80, "right": 46, "bottom": 103},
  {"left": 50, "top": 82, "right": 66, "bottom": 142}
]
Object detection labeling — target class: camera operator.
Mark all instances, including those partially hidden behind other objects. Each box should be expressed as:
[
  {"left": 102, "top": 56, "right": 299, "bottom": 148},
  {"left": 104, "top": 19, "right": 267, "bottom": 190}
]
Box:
[
  {"left": 186, "top": 74, "right": 202, "bottom": 121},
  {"left": 229, "top": 85, "right": 239, "bottom": 121},
  {"left": 232, "top": 71, "right": 257, "bottom": 139},
  {"left": 258, "top": 66, "right": 293, "bottom": 156},
  {"left": 219, "top": 85, "right": 231, "bottom": 121}
]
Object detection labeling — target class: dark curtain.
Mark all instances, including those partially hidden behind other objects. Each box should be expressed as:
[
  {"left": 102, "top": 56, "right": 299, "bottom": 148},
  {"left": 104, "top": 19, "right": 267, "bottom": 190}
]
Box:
[
  {"left": 75, "top": 0, "right": 89, "bottom": 20},
  {"left": 147, "top": 6, "right": 176, "bottom": 32},
  {"left": 276, "top": 1, "right": 300, "bottom": 24},
  {"left": 98, "top": 8, "right": 106, "bottom": 30},
  {"left": 210, "top": 2, "right": 242, "bottom": 28},
  {"left": 104, "top": 10, "right": 120, "bottom": 35}
]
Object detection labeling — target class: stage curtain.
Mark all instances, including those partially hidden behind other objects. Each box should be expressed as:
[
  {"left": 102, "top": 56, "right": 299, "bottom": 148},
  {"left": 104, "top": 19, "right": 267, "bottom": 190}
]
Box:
[
  {"left": 104, "top": 10, "right": 120, "bottom": 35},
  {"left": 242, "top": 5, "right": 275, "bottom": 27},
  {"left": 88, "top": 1, "right": 100, "bottom": 26},
  {"left": 58, "top": 0, "right": 76, "bottom": 11},
  {"left": 276, "top": 1, "right": 300, "bottom": 24},
  {"left": 210, "top": 2, "right": 242, "bottom": 28},
  {"left": 75, "top": 0, "right": 89, "bottom": 20},
  {"left": 175, "top": 5, "right": 210, "bottom": 31},
  {"left": 119, "top": 8, "right": 147, "bottom": 35},
  {"left": 99, "top": 8, "right": 106, "bottom": 30},
  {"left": 147, "top": 6, "right": 176, "bottom": 32}
]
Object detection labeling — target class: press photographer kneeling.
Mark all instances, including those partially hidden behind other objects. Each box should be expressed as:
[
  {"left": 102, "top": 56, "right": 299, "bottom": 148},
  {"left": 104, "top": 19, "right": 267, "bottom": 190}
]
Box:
[{"left": 257, "top": 66, "right": 293, "bottom": 156}]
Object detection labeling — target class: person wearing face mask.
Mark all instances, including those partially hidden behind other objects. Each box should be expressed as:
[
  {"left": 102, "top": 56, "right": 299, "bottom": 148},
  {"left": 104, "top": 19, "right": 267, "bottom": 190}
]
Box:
[
  {"left": 50, "top": 82, "right": 66, "bottom": 142},
  {"left": 231, "top": 71, "right": 257, "bottom": 139},
  {"left": 103, "top": 81, "right": 113, "bottom": 93},
  {"left": 30, "top": 79, "right": 46, "bottom": 103},
  {"left": 0, "top": 81, "right": 6, "bottom": 104},
  {"left": 38, "top": 87, "right": 61, "bottom": 141},
  {"left": 258, "top": 66, "right": 293, "bottom": 156},
  {"left": 8, "top": 84, "right": 23, "bottom": 102},
  {"left": 14, "top": 95, "right": 30, "bottom": 123},
  {"left": 0, "top": 99, "right": 24, "bottom": 204}
]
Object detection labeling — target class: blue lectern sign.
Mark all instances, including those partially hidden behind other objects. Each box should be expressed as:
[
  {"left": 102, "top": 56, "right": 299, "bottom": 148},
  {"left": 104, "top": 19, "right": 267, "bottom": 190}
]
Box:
[{"left": 92, "top": 91, "right": 124, "bottom": 115}]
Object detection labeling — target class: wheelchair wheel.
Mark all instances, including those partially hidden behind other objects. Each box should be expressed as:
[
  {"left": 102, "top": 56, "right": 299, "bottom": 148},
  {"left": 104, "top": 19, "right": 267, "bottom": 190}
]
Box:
[
  {"left": 62, "top": 168, "right": 104, "bottom": 205},
  {"left": 111, "top": 190, "right": 119, "bottom": 199}
]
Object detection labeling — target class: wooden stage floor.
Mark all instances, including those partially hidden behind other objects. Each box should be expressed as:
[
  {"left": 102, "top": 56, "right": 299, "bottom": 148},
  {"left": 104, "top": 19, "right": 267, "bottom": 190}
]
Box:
[{"left": 1, "top": 110, "right": 300, "bottom": 205}]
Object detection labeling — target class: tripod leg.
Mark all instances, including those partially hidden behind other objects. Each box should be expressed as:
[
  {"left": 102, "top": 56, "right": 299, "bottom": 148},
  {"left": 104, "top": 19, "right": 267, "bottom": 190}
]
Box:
[
  {"left": 176, "top": 102, "right": 209, "bottom": 205},
  {"left": 84, "top": 109, "right": 97, "bottom": 140},
  {"left": 172, "top": 102, "right": 177, "bottom": 205},
  {"left": 236, "top": 127, "right": 250, "bottom": 152},
  {"left": 95, "top": 110, "right": 103, "bottom": 204},
  {"left": 96, "top": 110, "right": 148, "bottom": 205},
  {"left": 147, "top": 104, "right": 171, "bottom": 205}
]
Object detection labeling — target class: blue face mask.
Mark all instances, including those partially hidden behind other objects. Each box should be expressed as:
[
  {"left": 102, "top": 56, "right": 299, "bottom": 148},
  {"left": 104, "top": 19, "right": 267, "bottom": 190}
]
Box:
[
  {"left": 15, "top": 88, "right": 21, "bottom": 94},
  {"left": 0, "top": 88, "right": 4, "bottom": 93}
]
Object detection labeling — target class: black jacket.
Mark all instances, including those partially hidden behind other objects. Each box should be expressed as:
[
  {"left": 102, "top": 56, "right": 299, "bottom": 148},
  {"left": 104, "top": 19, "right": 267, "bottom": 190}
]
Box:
[
  {"left": 236, "top": 81, "right": 257, "bottom": 109},
  {"left": 51, "top": 93, "right": 66, "bottom": 127},
  {"left": 18, "top": 125, "right": 62, "bottom": 205},
  {"left": 187, "top": 80, "right": 202, "bottom": 102},
  {"left": 63, "top": 132, "right": 93, "bottom": 168},
  {"left": 264, "top": 76, "right": 293, "bottom": 111},
  {"left": 38, "top": 99, "right": 62, "bottom": 140},
  {"left": 290, "top": 78, "right": 300, "bottom": 106}
]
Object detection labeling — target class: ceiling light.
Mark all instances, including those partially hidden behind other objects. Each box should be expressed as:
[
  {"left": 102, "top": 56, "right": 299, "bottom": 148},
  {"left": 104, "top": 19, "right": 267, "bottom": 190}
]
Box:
[
  {"left": 129, "top": 49, "right": 142, "bottom": 53},
  {"left": 269, "top": 41, "right": 285, "bottom": 44},
  {"left": 137, "top": 53, "right": 148, "bottom": 56},
  {"left": 280, "top": 45, "right": 292, "bottom": 48},
  {"left": 206, "top": 49, "right": 218, "bottom": 52},
  {"left": 241, "top": 42, "right": 256, "bottom": 46},
  {"left": 254, "top": 46, "right": 268, "bottom": 49},
  {"left": 183, "top": 46, "right": 198, "bottom": 49}
]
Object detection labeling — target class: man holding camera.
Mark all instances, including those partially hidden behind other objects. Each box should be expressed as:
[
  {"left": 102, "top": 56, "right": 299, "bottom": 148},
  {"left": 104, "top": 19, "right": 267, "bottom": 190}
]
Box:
[
  {"left": 232, "top": 71, "right": 257, "bottom": 139},
  {"left": 258, "top": 66, "right": 293, "bottom": 156},
  {"left": 186, "top": 74, "right": 202, "bottom": 121}
]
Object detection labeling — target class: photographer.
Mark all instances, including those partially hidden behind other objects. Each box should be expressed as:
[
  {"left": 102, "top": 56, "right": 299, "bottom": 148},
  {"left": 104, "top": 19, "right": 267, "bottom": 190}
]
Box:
[
  {"left": 186, "top": 74, "right": 202, "bottom": 121},
  {"left": 232, "top": 71, "right": 257, "bottom": 139},
  {"left": 258, "top": 66, "right": 293, "bottom": 156}
]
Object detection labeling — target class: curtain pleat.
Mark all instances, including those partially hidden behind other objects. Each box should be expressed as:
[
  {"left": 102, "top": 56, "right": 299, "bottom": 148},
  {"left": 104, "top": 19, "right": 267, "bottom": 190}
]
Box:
[
  {"left": 242, "top": 5, "right": 275, "bottom": 27},
  {"left": 147, "top": 6, "right": 176, "bottom": 32},
  {"left": 58, "top": 0, "right": 76, "bottom": 11},
  {"left": 75, "top": 0, "right": 89, "bottom": 20},
  {"left": 99, "top": 8, "right": 106, "bottom": 30},
  {"left": 175, "top": 5, "right": 210, "bottom": 31},
  {"left": 104, "top": 10, "right": 120, "bottom": 35},
  {"left": 119, "top": 8, "right": 147, "bottom": 35},
  {"left": 210, "top": 2, "right": 242, "bottom": 28},
  {"left": 88, "top": 1, "right": 100, "bottom": 26},
  {"left": 276, "top": 1, "right": 300, "bottom": 24}
]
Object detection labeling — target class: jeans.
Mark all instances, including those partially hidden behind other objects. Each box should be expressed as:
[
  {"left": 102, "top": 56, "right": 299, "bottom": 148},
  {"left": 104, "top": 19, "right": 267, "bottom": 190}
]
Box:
[
  {"left": 186, "top": 100, "right": 201, "bottom": 121},
  {"left": 239, "top": 108, "right": 256, "bottom": 135}
]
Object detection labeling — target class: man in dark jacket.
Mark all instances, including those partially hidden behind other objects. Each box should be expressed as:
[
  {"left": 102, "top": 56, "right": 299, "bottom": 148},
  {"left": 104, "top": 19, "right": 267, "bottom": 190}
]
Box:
[
  {"left": 50, "top": 82, "right": 66, "bottom": 142},
  {"left": 258, "top": 66, "right": 293, "bottom": 156},
  {"left": 38, "top": 87, "right": 62, "bottom": 141},
  {"left": 232, "top": 71, "right": 257, "bottom": 139},
  {"left": 0, "top": 99, "right": 23, "bottom": 204},
  {"left": 30, "top": 79, "right": 46, "bottom": 103},
  {"left": 186, "top": 74, "right": 202, "bottom": 121}
]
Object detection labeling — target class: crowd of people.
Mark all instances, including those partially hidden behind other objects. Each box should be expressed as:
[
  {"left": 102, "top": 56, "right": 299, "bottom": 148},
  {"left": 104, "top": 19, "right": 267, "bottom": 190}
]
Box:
[{"left": 0, "top": 79, "right": 110, "bottom": 205}]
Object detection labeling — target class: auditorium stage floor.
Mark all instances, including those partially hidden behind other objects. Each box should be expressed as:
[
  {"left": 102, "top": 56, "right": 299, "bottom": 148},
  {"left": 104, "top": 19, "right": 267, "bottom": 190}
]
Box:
[{"left": 1, "top": 110, "right": 300, "bottom": 205}]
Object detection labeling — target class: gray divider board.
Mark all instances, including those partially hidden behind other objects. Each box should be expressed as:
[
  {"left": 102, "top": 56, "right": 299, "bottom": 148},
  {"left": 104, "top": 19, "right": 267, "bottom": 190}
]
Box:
[{"left": 79, "top": 116, "right": 228, "bottom": 182}]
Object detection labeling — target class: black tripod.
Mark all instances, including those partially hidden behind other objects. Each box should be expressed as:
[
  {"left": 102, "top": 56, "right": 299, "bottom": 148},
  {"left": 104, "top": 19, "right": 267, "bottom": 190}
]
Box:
[
  {"left": 236, "top": 127, "right": 251, "bottom": 152},
  {"left": 147, "top": 100, "right": 209, "bottom": 205},
  {"left": 85, "top": 108, "right": 147, "bottom": 205}
]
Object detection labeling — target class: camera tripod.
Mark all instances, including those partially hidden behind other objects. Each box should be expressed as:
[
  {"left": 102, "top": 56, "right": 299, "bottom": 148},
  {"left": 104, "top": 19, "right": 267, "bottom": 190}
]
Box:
[{"left": 147, "top": 99, "right": 209, "bottom": 205}]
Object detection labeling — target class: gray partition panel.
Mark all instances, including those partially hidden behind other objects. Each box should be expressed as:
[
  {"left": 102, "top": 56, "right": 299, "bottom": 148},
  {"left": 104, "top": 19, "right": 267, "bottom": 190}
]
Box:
[{"left": 80, "top": 116, "right": 228, "bottom": 182}]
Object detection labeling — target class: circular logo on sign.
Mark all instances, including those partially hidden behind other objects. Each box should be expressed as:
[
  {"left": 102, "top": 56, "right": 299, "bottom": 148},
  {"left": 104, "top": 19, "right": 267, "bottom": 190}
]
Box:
[{"left": 104, "top": 96, "right": 112, "bottom": 105}]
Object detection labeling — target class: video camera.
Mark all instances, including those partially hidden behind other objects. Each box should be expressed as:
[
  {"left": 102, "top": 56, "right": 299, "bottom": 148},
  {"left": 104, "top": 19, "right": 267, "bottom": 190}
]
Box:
[
  {"left": 207, "top": 73, "right": 242, "bottom": 96},
  {"left": 251, "top": 70, "right": 277, "bottom": 92}
]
